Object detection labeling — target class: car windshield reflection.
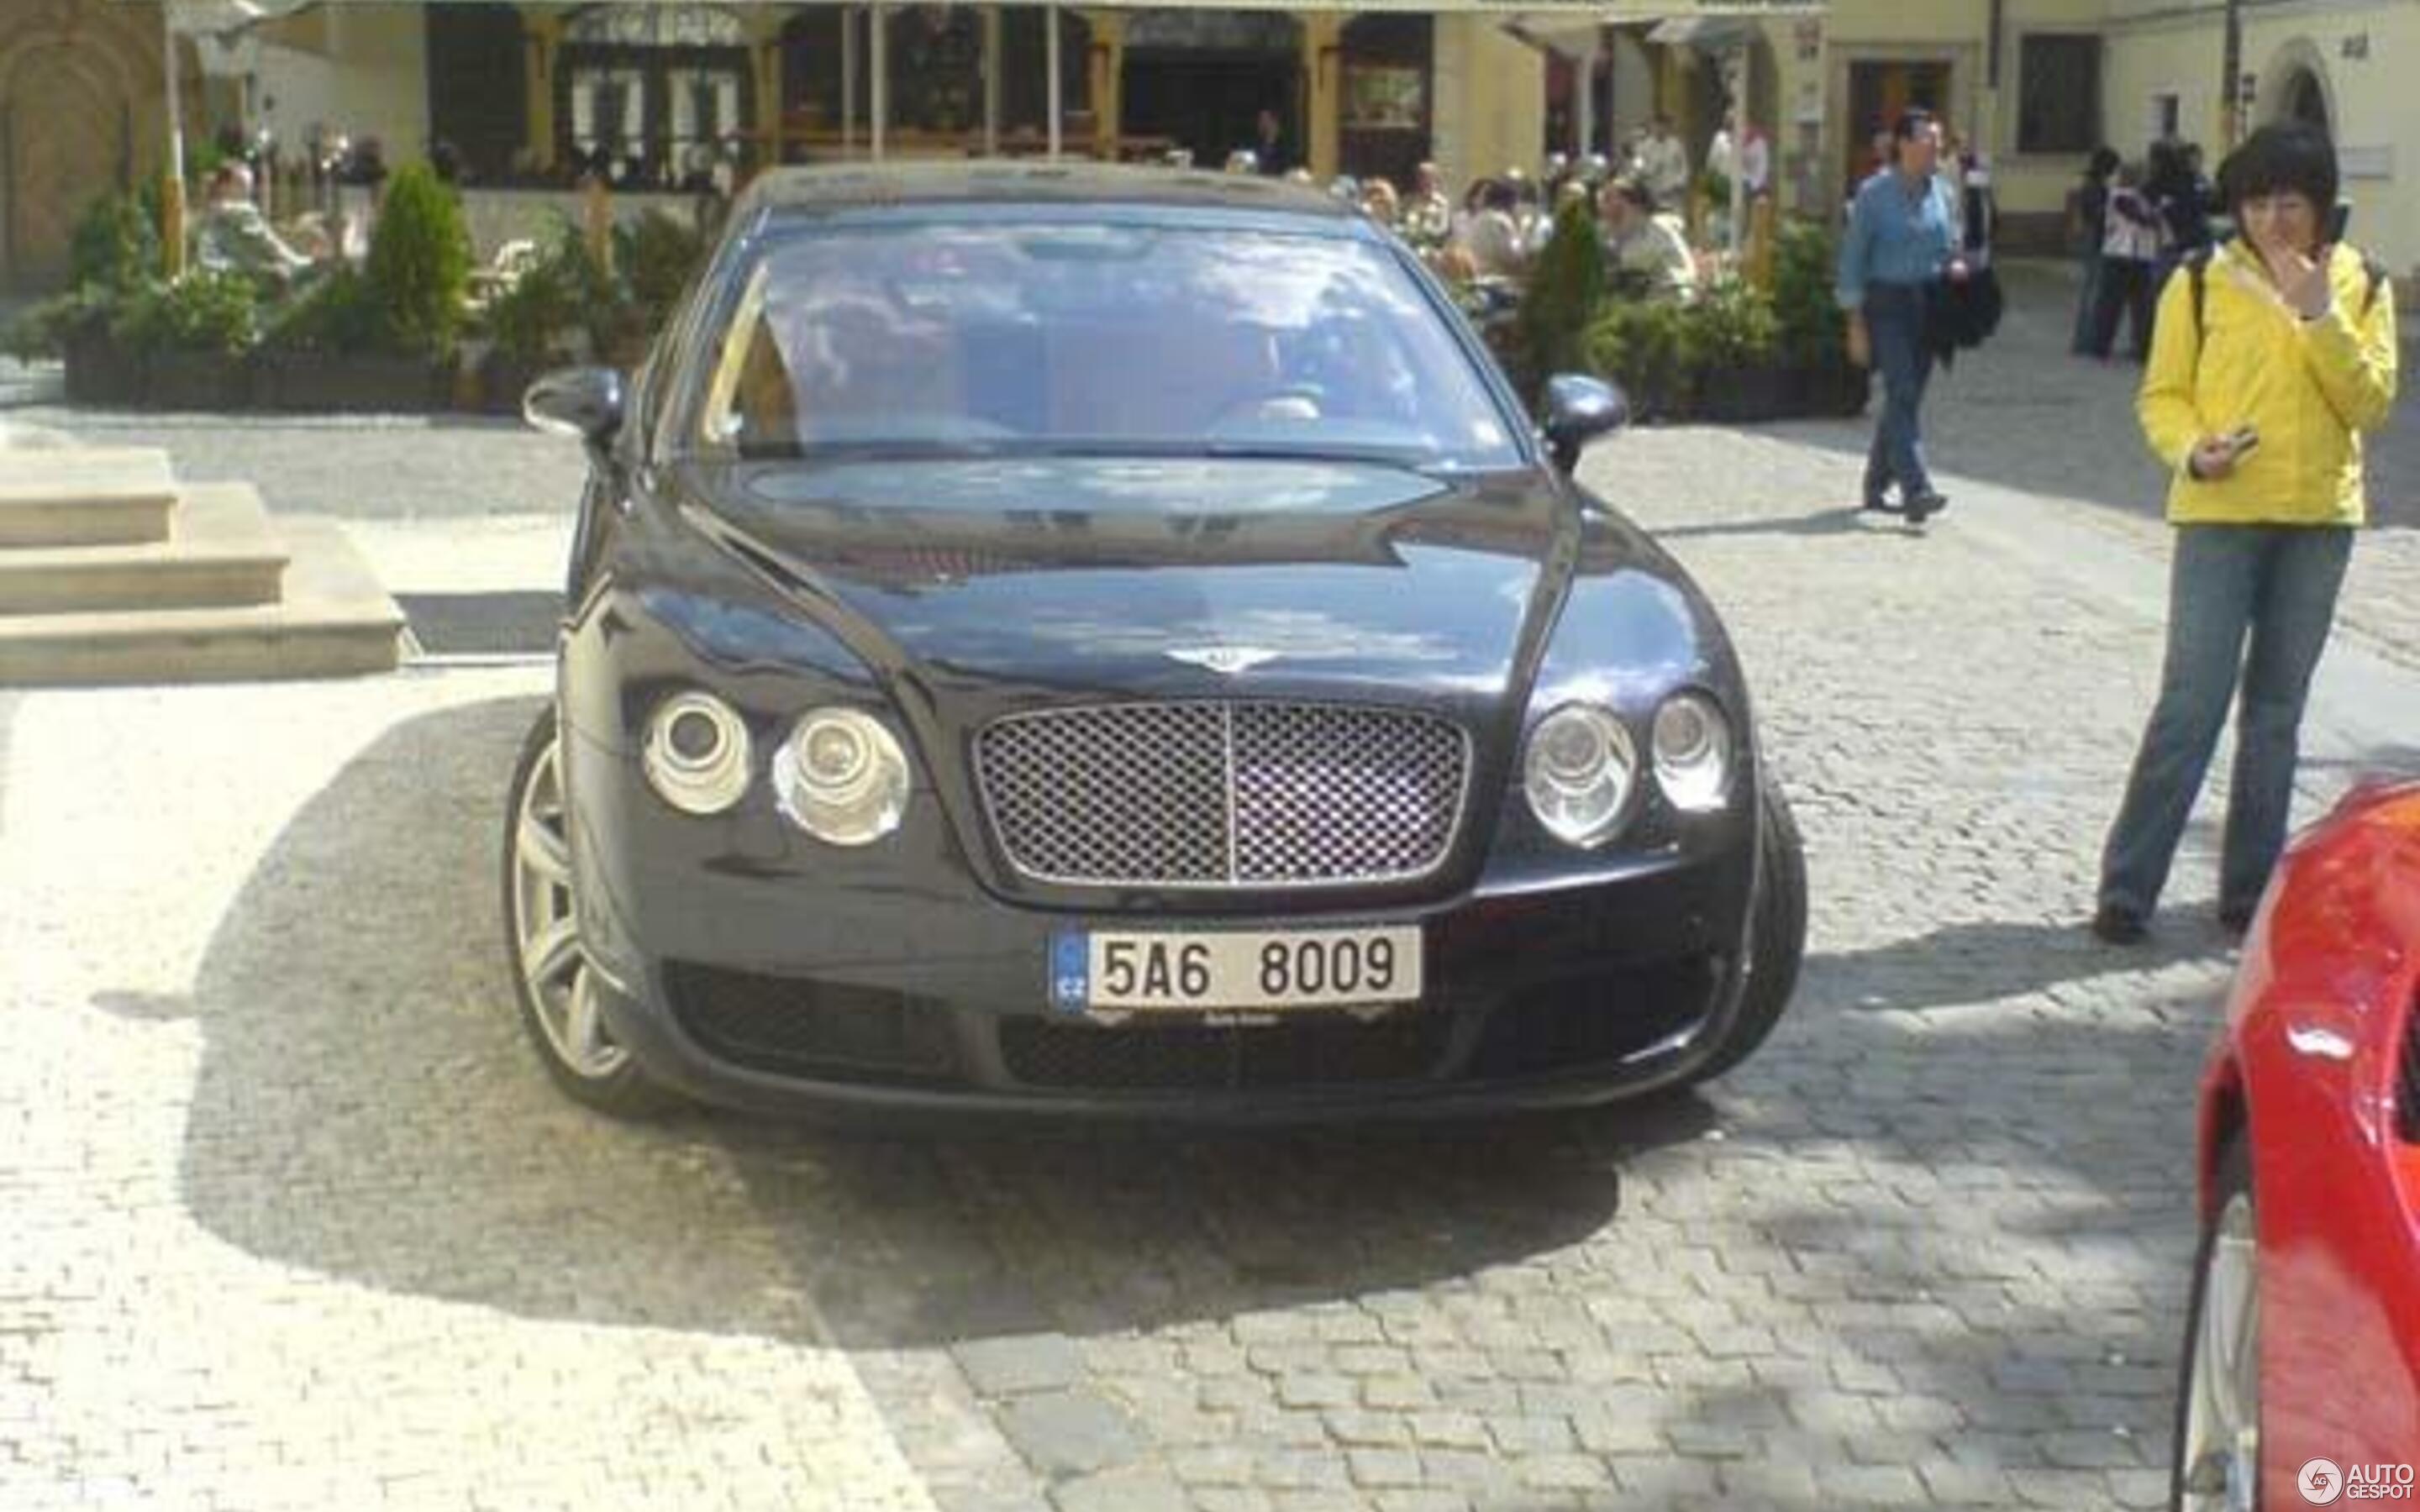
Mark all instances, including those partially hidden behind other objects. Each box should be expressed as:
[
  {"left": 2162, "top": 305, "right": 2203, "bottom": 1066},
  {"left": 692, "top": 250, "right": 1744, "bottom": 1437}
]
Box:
[{"left": 694, "top": 223, "right": 1523, "bottom": 470}]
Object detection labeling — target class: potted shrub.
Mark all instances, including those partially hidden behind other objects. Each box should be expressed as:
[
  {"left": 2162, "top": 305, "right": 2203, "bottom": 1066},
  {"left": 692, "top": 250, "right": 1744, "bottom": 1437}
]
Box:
[
  {"left": 1511, "top": 201, "right": 1604, "bottom": 411},
  {"left": 1583, "top": 299, "right": 1691, "bottom": 422},
  {"left": 474, "top": 224, "right": 597, "bottom": 415},
  {"left": 612, "top": 209, "right": 708, "bottom": 349},
  {"left": 111, "top": 270, "right": 259, "bottom": 410},
  {"left": 19, "top": 192, "right": 167, "bottom": 406},
  {"left": 252, "top": 265, "right": 419, "bottom": 411},
  {"left": 1770, "top": 219, "right": 1868, "bottom": 417},
  {"left": 366, "top": 161, "right": 471, "bottom": 361},
  {"left": 1684, "top": 276, "right": 1783, "bottom": 423},
  {"left": 255, "top": 162, "right": 466, "bottom": 411}
]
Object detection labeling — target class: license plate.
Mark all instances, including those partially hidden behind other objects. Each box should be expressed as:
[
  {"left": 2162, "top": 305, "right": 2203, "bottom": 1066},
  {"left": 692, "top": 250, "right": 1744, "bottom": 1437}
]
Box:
[{"left": 1049, "top": 926, "right": 1423, "bottom": 1014}]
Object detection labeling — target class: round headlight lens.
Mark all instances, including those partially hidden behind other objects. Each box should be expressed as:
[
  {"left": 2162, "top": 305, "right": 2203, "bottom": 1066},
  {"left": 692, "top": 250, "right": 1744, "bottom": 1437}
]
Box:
[
  {"left": 1652, "top": 692, "right": 1733, "bottom": 813},
  {"left": 642, "top": 691, "right": 752, "bottom": 816},
  {"left": 776, "top": 708, "right": 909, "bottom": 847},
  {"left": 1523, "top": 704, "right": 1637, "bottom": 848}
]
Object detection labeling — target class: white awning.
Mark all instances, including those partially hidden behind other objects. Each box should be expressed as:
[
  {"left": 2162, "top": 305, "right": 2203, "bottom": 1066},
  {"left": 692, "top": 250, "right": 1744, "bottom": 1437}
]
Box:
[{"left": 158, "top": 0, "right": 1822, "bottom": 14}]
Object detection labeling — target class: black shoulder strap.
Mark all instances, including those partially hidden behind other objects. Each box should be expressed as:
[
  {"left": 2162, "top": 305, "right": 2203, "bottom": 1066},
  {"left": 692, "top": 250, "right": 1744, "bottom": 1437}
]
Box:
[{"left": 2186, "top": 244, "right": 2217, "bottom": 344}]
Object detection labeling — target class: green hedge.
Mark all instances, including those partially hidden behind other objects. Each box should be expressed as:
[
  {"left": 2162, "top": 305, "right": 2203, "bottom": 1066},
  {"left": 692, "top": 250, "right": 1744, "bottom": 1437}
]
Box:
[{"left": 1493, "top": 217, "right": 1860, "bottom": 423}]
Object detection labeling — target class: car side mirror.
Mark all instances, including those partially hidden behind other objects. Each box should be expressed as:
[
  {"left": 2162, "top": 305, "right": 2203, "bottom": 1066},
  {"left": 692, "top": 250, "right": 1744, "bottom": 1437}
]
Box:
[
  {"left": 523, "top": 366, "right": 625, "bottom": 450},
  {"left": 1542, "top": 374, "right": 1629, "bottom": 474}
]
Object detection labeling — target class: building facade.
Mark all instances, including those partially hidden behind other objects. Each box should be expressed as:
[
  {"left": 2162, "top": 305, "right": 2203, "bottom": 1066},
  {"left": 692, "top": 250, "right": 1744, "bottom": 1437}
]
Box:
[
  {"left": 6, "top": 1, "right": 2416, "bottom": 293},
  {"left": 0, "top": 0, "right": 173, "bottom": 291}
]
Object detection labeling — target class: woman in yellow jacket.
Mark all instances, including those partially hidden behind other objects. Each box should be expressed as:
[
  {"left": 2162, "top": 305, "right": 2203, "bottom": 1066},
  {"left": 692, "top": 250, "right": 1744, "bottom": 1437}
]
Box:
[{"left": 2094, "top": 123, "right": 2397, "bottom": 944}]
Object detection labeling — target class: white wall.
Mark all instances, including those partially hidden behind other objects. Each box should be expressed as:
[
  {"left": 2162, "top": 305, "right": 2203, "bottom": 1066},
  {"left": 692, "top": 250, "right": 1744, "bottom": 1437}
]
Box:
[{"left": 255, "top": 3, "right": 428, "bottom": 165}]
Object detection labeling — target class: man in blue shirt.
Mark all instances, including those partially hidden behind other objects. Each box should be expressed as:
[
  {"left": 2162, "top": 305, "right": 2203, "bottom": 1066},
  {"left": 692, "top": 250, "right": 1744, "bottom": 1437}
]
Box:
[{"left": 1838, "top": 109, "right": 1961, "bottom": 522}]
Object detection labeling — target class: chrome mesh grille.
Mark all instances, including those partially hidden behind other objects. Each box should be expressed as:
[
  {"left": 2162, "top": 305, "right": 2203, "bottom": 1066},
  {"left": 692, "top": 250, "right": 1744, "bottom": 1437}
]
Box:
[{"left": 975, "top": 701, "right": 1469, "bottom": 888}]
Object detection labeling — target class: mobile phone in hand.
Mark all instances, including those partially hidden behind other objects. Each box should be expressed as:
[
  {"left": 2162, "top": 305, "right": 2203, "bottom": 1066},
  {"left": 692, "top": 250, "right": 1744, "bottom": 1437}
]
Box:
[{"left": 2326, "top": 202, "right": 2351, "bottom": 244}]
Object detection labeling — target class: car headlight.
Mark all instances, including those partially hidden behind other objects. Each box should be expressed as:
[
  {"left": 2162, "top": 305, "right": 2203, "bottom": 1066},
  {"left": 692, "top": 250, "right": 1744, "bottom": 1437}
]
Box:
[
  {"left": 1523, "top": 703, "right": 1638, "bottom": 848},
  {"left": 775, "top": 707, "right": 909, "bottom": 847},
  {"left": 642, "top": 691, "right": 753, "bottom": 816},
  {"left": 1652, "top": 692, "right": 1733, "bottom": 813}
]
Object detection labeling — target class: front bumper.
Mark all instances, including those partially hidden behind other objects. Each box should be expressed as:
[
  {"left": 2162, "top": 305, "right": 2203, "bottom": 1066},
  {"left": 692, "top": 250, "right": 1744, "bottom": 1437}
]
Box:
[{"left": 566, "top": 727, "right": 1760, "bottom": 1124}]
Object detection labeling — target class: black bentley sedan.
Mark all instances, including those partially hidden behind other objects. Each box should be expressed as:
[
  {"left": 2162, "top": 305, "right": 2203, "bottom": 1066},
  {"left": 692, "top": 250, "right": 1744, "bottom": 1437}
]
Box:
[{"left": 505, "top": 162, "right": 1804, "bottom": 1121}]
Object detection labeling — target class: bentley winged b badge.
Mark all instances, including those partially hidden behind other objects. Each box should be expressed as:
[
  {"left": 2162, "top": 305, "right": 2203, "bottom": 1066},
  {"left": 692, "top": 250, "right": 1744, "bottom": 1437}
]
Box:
[{"left": 1164, "top": 646, "right": 1283, "bottom": 675}]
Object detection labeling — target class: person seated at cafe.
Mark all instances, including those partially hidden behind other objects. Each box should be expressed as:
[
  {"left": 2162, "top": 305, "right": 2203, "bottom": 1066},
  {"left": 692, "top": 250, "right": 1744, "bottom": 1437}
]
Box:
[
  {"left": 1459, "top": 178, "right": 1528, "bottom": 281},
  {"left": 193, "top": 162, "right": 317, "bottom": 288},
  {"left": 1599, "top": 176, "right": 1697, "bottom": 302}
]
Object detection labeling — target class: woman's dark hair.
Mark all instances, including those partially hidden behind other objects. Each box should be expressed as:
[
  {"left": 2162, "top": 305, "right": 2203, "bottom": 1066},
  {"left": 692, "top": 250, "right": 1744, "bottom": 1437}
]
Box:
[
  {"left": 2088, "top": 146, "right": 2120, "bottom": 180},
  {"left": 1482, "top": 179, "right": 1519, "bottom": 213},
  {"left": 1892, "top": 108, "right": 1936, "bottom": 142},
  {"left": 2218, "top": 121, "right": 2339, "bottom": 216}
]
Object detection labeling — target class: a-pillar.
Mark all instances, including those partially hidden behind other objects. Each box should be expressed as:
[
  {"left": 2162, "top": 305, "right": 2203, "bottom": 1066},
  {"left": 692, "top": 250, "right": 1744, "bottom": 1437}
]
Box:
[
  {"left": 521, "top": 8, "right": 562, "bottom": 174},
  {"left": 1081, "top": 10, "right": 1124, "bottom": 160},
  {"left": 1301, "top": 13, "right": 1344, "bottom": 181}
]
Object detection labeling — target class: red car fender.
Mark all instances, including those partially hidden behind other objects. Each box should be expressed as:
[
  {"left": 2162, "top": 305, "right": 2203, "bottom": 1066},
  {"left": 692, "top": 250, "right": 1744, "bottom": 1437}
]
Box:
[{"left": 2209, "top": 786, "right": 2420, "bottom": 1480}]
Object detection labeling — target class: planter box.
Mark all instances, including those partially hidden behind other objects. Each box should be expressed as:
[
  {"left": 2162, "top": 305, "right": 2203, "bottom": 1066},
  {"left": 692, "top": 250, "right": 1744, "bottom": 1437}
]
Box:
[
  {"left": 1785, "top": 362, "right": 1869, "bottom": 419},
  {"left": 62, "top": 328, "right": 140, "bottom": 407},
  {"left": 251, "top": 353, "right": 450, "bottom": 413},
  {"left": 474, "top": 354, "right": 560, "bottom": 418},
  {"left": 1694, "top": 367, "right": 1784, "bottom": 424},
  {"left": 138, "top": 352, "right": 253, "bottom": 412}
]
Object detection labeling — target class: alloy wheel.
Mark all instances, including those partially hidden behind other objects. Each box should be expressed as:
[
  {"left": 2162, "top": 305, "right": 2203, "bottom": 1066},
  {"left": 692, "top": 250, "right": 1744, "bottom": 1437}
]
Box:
[
  {"left": 508, "top": 731, "right": 629, "bottom": 1080},
  {"left": 2177, "top": 1189, "right": 2260, "bottom": 1512}
]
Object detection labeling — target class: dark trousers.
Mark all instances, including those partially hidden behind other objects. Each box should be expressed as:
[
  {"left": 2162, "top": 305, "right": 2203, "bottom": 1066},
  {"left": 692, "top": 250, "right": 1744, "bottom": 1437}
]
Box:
[
  {"left": 1860, "top": 283, "right": 1936, "bottom": 504},
  {"left": 2098, "top": 524, "right": 2354, "bottom": 920},
  {"left": 2086, "top": 258, "right": 2154, "bottom": 360}
]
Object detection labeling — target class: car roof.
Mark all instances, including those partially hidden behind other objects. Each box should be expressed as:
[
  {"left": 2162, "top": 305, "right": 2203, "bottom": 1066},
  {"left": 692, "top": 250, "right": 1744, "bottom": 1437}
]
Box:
[{"left": 734, "top": 160, "right": 1365, "bottom": 227}]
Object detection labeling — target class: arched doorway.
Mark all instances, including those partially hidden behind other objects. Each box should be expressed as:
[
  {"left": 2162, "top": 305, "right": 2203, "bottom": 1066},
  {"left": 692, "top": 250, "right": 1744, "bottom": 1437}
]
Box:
[
  {"left": 3, "top": 51, "right": 124, "bottom": 288},
  {"left": 0, "top": 0, "right": 159, "bottom": 294},
  {"left": 1119, "top": 10, "right": 1301, "bottom": 171},
  {"left": 2281, "top": 67, "right": 2329, "bottom": 134},
  {"left": 2260, "top": 42, "right": 2334, "bottom": 139}
]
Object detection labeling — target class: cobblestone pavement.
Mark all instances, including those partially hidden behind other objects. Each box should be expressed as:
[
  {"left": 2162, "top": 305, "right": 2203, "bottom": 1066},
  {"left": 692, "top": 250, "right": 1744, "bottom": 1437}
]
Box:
[
  {"left": 7, "top": 280, "right": 2420, "bottom": 1511},
  {"left": 1765, "top": 264, "right": 2420, "bottom": 670}
]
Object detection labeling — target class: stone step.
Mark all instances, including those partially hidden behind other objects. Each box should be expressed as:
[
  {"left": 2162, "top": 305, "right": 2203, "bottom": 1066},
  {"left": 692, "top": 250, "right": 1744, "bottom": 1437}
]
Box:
[
  {"left": 0, "top": 484, "right": 289, "bottom": 614},
  {"left": 0, "top": 519, "right": 404, "bottom": 685},
  {"left": 0, "top": 447, "right": 178, "bottom": 547}
]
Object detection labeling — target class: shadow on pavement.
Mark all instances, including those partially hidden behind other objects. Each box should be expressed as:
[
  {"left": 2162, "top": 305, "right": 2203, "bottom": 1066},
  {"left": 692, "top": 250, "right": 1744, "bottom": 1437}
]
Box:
[
  {"left": 397, "top": 591, "right": 563, "bottom": 657},
  {"left": 1804, "top": 916, "right": 2229, "bottom": 1016},
  {"left": 168, "top": 695, "right": 1712, "bottom": 1346},
  {"left": 142, "top": 693, "right": 2228, "bottom": 1506}
]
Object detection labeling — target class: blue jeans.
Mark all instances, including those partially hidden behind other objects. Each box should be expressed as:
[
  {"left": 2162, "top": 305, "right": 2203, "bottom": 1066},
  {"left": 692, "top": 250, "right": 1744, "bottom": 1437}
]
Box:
[
  {"left": 2098, "top": 524, "right": 2354, "bottom": 919},
  {"left": 1861, "top": 283, "right": 1936, "bottom": 504},
  {"left": 2070, "top": 248, "right": 2103, "bottom": 354}
]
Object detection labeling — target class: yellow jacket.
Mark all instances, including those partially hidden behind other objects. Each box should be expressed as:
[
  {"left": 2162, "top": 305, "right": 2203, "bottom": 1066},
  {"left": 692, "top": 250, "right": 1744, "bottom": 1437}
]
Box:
[{"left": 2139, "top": 239, "right": 2398, "bottom": 527}]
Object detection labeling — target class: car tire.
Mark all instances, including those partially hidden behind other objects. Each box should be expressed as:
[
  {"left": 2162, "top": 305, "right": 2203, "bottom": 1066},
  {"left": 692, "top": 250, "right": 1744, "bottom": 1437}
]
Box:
[
  {"left": 1689, "top": 778, "right": 1807, "bottom": 1083},
  {"left": 2170, "top": 1137, "right": 2259, "bottom": 1512},
  {"left": 501, "top": 704, "right": 678, "bottom": 1118}
]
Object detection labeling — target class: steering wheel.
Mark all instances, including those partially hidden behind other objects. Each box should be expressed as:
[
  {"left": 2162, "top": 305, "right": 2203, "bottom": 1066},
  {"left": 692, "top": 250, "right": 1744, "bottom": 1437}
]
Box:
[{"left": 1213, "top": 383, "right": 1328, "bottom": 428}]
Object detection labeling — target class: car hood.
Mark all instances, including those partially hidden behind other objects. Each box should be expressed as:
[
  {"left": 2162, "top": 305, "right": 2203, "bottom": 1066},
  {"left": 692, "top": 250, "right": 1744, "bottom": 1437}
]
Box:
[{"left": 671, "top": 456, "right": 1612, "bottom": 704}]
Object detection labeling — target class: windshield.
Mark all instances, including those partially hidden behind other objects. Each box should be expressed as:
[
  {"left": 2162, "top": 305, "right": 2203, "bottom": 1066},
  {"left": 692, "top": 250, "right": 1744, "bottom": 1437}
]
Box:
[{"left": 692, "top": 221, "right": 1523, "bottom": 469}]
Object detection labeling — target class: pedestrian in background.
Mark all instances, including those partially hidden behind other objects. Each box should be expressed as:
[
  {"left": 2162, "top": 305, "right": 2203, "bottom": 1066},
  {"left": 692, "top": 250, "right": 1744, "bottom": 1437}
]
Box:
[
  {"left": 2086, "top": 161, "right": 2163, "bottom": 360},
  {"left": 2092, "top": 122, "right": 2398, "bottom": 944},
  {"left": 1837, "top": 108, "right": 1961, "bottom": 523},
  {"left": 2068, "top": 146, "right": 2119, "bottom": 354}
]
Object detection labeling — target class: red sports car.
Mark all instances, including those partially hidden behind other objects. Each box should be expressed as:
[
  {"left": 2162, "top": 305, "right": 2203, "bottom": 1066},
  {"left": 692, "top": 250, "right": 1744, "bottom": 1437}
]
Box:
[{"left": 2175, "top": 780, "right": 2420, "bottom": 1509}]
